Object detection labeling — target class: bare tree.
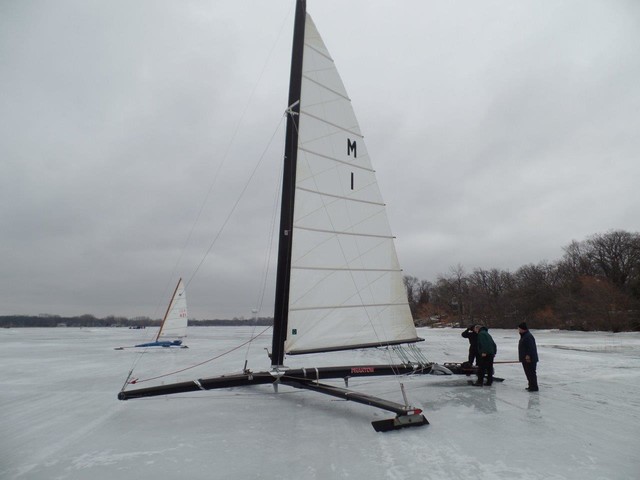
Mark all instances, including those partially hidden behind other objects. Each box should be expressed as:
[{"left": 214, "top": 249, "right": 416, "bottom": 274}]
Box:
[
  {"left": 402, "top": 230, "right": 640, "bottom": 331},
  {"left": 585, "top": 230, "right": 640, "bottom": 291},
  {"left": 403, "top": 275, "right": 420, "bottom": 317},
  {"left": 468, "top": 268, "right": 515, "bottom": 326}
]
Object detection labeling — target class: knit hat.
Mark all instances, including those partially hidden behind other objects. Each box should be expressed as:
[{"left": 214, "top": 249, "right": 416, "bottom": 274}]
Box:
[{"left": 518, "top": 322, "right": 528, "bottom": 330}]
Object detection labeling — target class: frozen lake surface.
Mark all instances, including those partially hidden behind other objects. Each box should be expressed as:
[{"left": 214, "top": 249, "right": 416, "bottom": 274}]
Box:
[{"left": 1, "top": 327, "right": 639, "bottom": 479}]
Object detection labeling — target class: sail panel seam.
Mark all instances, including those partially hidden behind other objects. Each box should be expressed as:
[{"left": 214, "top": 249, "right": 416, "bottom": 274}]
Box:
[
  {"left": 294, "top": 224, "right": 393, "bottom": 239},
  {"left": 304, "top": 41, "right": 334, "bottom": 62},
  {"left": 299, "top": 110, "right": 361, "bottom": 138},
  {"left": 291, "top": 266, "right": 401, "bottom": 272},
  {"left": 298, "top": 146, "right": 373, "bottom": 172},
  {"left": 290, "top": 302, "right": 410, "bottom": 312},
  {"left": 302, "top": 74, "right": 350, "bottom": 102},
  {"left": 296, "top": 186, "right": 384, "bottom": 206}
]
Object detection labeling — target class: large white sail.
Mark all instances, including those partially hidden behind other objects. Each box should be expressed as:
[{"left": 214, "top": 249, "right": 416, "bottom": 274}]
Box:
[
  {"left": 284, "top": 14, "right": 420, "bottom": 354},
  {"left": 119, "top": 3, "right": 432, "bottom": 431},
  {"left": 156, "top": 278, "right": 188, "bottom": 341}
]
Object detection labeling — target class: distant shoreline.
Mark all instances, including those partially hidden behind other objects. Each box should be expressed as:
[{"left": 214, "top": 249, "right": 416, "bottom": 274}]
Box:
[
  {"left": 0, "top": 315, "right": 273, "bottom": 328},
  {"left": 1, "top": 315, "right": 638, "bottom": 332}
]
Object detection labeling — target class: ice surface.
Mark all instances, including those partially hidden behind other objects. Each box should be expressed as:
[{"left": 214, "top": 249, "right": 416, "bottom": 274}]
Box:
[{"left": 1, "top": 327, "right": 639, "bottom": 480}]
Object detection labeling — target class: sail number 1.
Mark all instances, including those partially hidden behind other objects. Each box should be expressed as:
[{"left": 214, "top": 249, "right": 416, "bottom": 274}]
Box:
[{"left": 348, "top": 138, "right": 356, "bottom": 190}]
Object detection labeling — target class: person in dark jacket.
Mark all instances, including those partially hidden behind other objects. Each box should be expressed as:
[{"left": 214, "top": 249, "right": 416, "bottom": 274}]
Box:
[
  {"left": 461, "top": 325, "right": 478, "bottom": 366},
  {"left": 518, "top": 322, "right": 539, "bottom": 391},
  {"left": 473, "top": 325, "right": 497, "bottom": 386}
]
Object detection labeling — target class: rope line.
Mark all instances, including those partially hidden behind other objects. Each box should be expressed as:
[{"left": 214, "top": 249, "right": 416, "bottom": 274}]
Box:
[
  {"left": 187, "top": 117, "right": 285, "bottom": 287},
  {"left": 127, "top": 326, "right": 271, "bottom": 385}
]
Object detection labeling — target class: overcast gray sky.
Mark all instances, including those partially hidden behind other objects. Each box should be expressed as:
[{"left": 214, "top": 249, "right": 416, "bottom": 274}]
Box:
[{"left": 2, "top": 0, "right": 639, "bottom": 320}]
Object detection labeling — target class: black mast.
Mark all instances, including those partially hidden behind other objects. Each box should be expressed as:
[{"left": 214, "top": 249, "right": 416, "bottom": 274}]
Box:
[
  {"left": 119, "top": 0, "right": 433, "bottom": 431},
  {"left": 271, "top": 0, "right": 306, "bottom": 368}
]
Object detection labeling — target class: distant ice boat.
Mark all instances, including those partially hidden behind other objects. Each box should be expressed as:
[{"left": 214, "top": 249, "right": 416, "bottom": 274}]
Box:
[{"left": 115, "top": 278, "right": 188, "bottom": 349}]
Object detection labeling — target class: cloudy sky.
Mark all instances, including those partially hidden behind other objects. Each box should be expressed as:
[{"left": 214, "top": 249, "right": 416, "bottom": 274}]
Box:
[{"left": 2, "top": 0, "right": 639, "bottom": 320}]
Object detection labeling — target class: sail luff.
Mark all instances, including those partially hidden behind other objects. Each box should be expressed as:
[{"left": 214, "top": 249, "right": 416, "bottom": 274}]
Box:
[
  {"left": 155, "top": 278, "right": 187, "bottom": 341},
  {"left": 271, "top": 0, "right": 306, "bottom": 368},
  {"left": 155, "top": 278, "right": 182, "bottom": 341}
]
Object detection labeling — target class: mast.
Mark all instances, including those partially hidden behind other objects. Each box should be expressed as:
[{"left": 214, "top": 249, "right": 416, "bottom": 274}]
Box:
[
  {"left": 120, "top": 3, "right": 431, "bottom": 431},
  {"left": 155, "top": 278, "right": 183, "bottom": 341},
  {"left": 271, "top": 0, "right": 306, "bottom": 368}
]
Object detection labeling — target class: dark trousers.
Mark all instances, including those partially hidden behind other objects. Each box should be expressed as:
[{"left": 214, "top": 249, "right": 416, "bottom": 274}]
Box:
[
  {"left": 477, "top": 354, "right": 495, "bottom": 384},
  {"left": 468, "top": 348, "right": 477, "bottom": 366},
  {"left": 522, "top": 362, "right": 538, "bottom": 389}
]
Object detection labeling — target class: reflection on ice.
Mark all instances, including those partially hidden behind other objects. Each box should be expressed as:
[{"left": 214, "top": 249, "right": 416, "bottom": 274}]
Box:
[{"left": 526, "top": 393, "right": 541, "bottom": 419}]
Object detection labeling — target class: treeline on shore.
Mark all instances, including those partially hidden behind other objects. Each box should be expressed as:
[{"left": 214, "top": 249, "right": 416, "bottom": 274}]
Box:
[
  {"left": 4, "top": 230, "right": 639, "bottom": 332},
  {"left": 405, "top": 230, "right": 640, "bottom": 332},
  {"left": 0, "top": 315, "right": 273, "bottom": 328}
]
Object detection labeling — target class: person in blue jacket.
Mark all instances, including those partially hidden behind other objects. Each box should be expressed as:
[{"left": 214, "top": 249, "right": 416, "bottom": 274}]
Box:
[
  {"left": 518, "top": 322, "right": 539, "bottom": 392},
  {"left": 472, "top": 325, "right": 497, "bottom": 386}
]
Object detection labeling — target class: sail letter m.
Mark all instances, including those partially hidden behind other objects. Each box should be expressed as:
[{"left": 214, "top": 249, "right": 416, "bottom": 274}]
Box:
[{"left": 347, "top": 138, "right": 357, "bottom": 158}]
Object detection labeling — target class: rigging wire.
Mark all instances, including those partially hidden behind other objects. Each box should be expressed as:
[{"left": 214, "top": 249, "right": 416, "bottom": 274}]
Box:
[
  {"left": 161, "top": 4, "right": 295, "bottom": 299},
  {"left": 121, "top": 117, "right": 286, "bottom": 388},
  {"left": 244, "top": 136, "right": 286, "bottom": 366},
  {"left": 186, "top": 117, "right": 286, "bottom": 288},
  {"left": 134, "top": 5, "right": 293, "bottom": 317},
  {"left": 128, "top": 326, "right": 271, "bottom": 385},
  {"left": 121, "top": 8, "right": 295, "bottom": 387}
]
